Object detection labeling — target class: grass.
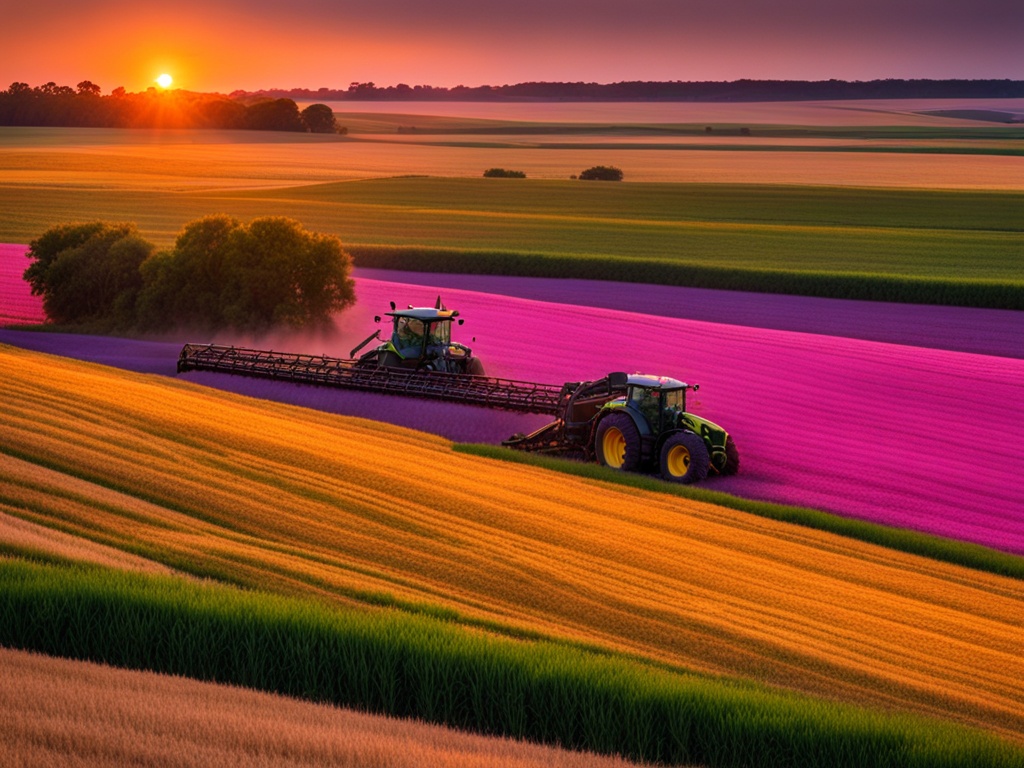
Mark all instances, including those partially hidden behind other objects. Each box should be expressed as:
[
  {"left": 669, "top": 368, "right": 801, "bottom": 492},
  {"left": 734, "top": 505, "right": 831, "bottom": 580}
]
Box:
[
  {"left": 1, "top": 648, "right": 644, "bottom": 768},
  {"left": 2, "top": 343, "right": 1024, "bottom": 745},
  {"left": 0, "top": 177, "right": 1021, "bottom": 306},
  {"left": 2, "top": 556, "right": 1021, "bottom": 768},
  {"left": 453, "top": 444, "right": 1024, "bottom": 580}
]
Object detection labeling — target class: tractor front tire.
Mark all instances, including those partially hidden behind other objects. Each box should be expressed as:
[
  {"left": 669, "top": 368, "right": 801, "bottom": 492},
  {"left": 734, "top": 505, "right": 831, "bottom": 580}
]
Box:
[
  {"left": 466, "top": 357, "right": 485, "bottom": 376},
  {"left": 594, "top": 413, "right": 641, "bottom": 472},
  {"left": 660, "top": 432, "right": 710, "bottom": 484}
]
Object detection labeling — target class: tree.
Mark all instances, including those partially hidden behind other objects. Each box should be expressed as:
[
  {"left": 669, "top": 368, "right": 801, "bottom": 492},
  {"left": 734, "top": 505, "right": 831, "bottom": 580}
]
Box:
[
  {"left": 137, "top": 216, "right": 355, "bottom": 332},
  {"left": 24, "top": 222, "right": 153, "bottom": 326},
  {"left": 483, "top": 168, "right": 526, "bottom": 178},
  {"left": 300, "top": 103, "right": 337, "bottom": 133},
  {"left": 218, "top": 217, "right": 355, "bottom": 329},
  {"left": 245, "top": 98, "right": 304, "bottom": 131},
  {"left": 578, "top": 165, "right": 623, "bottom": 181},
  {"left": 27, "top": 216, "right": 356, "bottom": 332},
  {"left": 136, "top": 215, "right": 239, "bottom": 330},
  {"left": 76, "top": 81, "right": 101, "bottom": 96}
]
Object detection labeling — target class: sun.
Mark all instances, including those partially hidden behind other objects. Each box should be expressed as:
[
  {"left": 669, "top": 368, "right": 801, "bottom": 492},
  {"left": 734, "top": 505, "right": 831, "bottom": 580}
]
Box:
[{"left": 155, "top": 73, "right": 173, "bottom": 89}]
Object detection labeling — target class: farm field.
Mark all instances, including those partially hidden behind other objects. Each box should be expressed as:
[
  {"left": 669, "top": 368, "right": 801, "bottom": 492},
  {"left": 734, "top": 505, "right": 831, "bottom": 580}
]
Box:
[
  {"left": 2, "top": 345, "right": 1024, "bottom": 752},
  {"left": 2, "top": 101, "right": 1023, "bottom": 764},
  {"left": 1, "top": 103, "right": 1023, "bottom": 309}
]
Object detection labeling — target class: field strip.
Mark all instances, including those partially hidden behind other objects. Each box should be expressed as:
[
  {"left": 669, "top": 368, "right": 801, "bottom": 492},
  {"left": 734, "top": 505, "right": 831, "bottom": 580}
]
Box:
[
  {"left": 351, "top": 267, "right": 1024, "bottom": 359},
  {"left": 1, "top": 343, "right": 1023, "bottom": 741},
  {"left": 4, "top": 129, "right": 1024, "bottom": 189},
  {"left": 2, "top": 247, "right": 1021, "bottom": 555},
  {"left": 0, "top": 646, "right": 644, "bottom": 768},
  {"left": 0, "top": 506, "right": 176, "bottom": 575},
  {"left": 204, "top": 193, "right": 941, "bottom": 237}
]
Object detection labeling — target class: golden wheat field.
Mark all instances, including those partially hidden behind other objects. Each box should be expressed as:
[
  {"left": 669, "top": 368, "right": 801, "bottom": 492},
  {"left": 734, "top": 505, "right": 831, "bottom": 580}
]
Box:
[
  {"left": 1, "top": 343, "right": 1022, "bottom": 745},
  {"left": 2, "top": 124, "right": 1023, "bottom": 190},
  {"left": 0, "top": 647, "right": 647, "bottom": 768}
]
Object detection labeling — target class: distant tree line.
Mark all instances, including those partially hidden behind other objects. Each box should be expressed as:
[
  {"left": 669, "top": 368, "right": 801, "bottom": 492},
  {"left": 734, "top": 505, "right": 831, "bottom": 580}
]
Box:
[
  {"left": 483, "top": 168, "right": 526, "bottom": 178},
  {"left": 235, "top": 79, "right": 1024, "bottom": 107},
  {"left": 0, "top": 82, "right": 344, "bottom": 132},
  {"left": 24, "top": 217, "right": 356, "bottom": 332},
  {"left": 577, "top": 166, "right": 623, "bottom": 181}
]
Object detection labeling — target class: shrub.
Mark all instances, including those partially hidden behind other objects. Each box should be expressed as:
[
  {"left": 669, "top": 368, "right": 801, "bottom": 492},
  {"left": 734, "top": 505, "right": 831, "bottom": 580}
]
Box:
[
  {"left": 26, "top": 217, "right": 356, "bottom": 333},
  {"left": 578, "top": 166, "right": 623, "bottom": 181},
  {"left": 483, "top": 168, "right": 526, "bottom": 178},
  {"left": 24, "top": 222, "right": 153, "bottom": 327},
  {"left": 137, "top": 215, "right": 356, "bottom": 332}
]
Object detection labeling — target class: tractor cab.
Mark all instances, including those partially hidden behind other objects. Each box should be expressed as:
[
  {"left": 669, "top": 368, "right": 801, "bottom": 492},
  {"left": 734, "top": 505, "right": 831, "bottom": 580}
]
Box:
[
  {"left": 350, "top": 297, "right": 485, "bottom": 375},
  {"left": 622, "top": 374, "right": 692, "bottom": 434},
  {"left": 389, "top": 307, "right": 460, "bottom": 358}
]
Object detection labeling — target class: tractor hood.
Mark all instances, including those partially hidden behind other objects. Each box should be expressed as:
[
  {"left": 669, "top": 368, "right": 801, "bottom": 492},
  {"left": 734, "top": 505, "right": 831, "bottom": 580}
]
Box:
[{"left": 678, "top": 412, "right": 730, "bottom": 470}]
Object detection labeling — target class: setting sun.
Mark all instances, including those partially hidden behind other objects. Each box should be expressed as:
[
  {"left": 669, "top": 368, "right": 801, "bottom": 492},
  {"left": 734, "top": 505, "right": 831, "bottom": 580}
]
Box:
[{"left": 155, "top": 73, "right": 173, "bottom": 89}]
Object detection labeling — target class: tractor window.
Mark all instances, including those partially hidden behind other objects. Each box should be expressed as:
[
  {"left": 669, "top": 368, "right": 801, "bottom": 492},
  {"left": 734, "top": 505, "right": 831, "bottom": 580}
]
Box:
[
  {"left": 662, "top": 389, "right": 684, "bottom": 413},
  {"left": 427, "top": 321, "right": 451, "bottom": 346},
  {"left": 631, "top": 387, "right": 661, "bottom": 427},
  {"left": 395, "top": 317, "right": 425, "bottom": 347}
]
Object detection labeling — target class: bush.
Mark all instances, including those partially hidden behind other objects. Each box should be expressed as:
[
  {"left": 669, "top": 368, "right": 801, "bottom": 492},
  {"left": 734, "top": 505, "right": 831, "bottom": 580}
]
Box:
[
  {"left": 26, "top": 217, "right": 356, "bottom": 333},
  {"left": 483, "top": 168, "right": 526, "bottom": 178},
  {"left": 24, "top": 222, "right": 153, "bottom": 327},
  {"left": 578, "top": 166, "right": 623, "bottom": 181},
  {"left": 137, "top": 215, "right": 356, "bottom": 332}
]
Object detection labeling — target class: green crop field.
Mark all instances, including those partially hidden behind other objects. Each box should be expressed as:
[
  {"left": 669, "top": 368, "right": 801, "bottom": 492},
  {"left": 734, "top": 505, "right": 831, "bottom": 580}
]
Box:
[{"left": 1, "top": 124, "right": 1022, "bottom": 306}]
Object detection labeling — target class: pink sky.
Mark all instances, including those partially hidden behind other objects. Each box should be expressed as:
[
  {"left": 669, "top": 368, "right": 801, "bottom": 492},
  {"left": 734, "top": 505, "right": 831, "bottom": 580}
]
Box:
[{"left": 2, "top": 0, "right": 1021, "bottom": 94}]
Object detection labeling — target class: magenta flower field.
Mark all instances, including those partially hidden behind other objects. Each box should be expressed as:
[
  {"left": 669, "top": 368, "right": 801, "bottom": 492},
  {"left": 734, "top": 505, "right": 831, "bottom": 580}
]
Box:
[{"left": 3, "top": 244, "right": 1022, "bottom": 554}]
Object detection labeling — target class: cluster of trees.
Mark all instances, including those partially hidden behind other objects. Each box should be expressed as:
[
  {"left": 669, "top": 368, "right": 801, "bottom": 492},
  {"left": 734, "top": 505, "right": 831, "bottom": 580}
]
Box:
[
  {"left": 24, "top": 217, "right": 356, "bottom": 332},
  {"left": 0, "top": 82, "right": 344, "bottom": 132},
  {"left": 482, "top": 165, "right": 623, "bottom": 180},
  {"left": 577, "top": 166, "right": 624, "bottom": 181},
  {"left": 235, "top": 79, "right": 1024, "bottom": 104},
  {"left": 482, "top": 168, "right": 526, "bottom": 178}
]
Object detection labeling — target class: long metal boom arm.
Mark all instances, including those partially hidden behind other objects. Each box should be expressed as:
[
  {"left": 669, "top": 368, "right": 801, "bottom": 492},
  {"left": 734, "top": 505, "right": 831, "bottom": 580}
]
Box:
[{"left": 177, "top": 343, "right": 566, "bottom": 415}]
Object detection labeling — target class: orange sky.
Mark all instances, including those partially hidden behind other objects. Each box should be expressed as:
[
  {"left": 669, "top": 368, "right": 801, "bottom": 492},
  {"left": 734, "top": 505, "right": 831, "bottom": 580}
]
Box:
[{"left": 2, "top": 0, "right": 1022, "bottom": 93}]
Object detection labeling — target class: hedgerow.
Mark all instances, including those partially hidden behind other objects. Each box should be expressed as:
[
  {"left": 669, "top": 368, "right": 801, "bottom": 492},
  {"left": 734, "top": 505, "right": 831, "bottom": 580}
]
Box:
[{"left": 348, "top": 244, "right": 1024, "bottom": 309}]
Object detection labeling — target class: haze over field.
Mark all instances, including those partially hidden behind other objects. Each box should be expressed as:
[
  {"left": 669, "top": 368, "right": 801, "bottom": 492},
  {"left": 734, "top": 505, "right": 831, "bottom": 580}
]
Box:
[{"left": 3, "top": 0, "right": 1021, "bottom": 93}]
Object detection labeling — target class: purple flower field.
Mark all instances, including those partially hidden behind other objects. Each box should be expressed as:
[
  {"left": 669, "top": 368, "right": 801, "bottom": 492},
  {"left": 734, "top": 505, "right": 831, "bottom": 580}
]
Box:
[{"left": 3, "top": 244, "right": 1023, "bottom": 554}]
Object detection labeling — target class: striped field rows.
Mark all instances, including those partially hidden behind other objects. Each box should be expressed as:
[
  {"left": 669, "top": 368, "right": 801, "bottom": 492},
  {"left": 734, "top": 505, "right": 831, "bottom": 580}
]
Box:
[{"left": 1, "top": 343, "right": 1022, "bottom": 744}]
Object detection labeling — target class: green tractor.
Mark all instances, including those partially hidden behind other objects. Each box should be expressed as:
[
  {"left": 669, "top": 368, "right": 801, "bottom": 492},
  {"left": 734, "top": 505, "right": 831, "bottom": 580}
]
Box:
[
  {"left": 505, "top": 372, "right": 738, "bottom": 483},
  {"left": 350, "top": 297, "right": 485, "bottom": 375}
]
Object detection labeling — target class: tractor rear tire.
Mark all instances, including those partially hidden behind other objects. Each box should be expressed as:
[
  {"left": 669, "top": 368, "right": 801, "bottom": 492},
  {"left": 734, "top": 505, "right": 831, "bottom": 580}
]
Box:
[
  {"left": 594, "top": 413, "right": 641, "bottom": 472},
  {"left": 723, "top": 435, "right": 740, "bottom": 476},
  {"left": 660, "top": 432, "right": 710, "bottom": 484}
]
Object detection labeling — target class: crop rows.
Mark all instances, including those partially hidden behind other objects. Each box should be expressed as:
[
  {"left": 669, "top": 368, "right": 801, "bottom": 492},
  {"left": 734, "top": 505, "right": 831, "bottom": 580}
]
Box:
[
  {"left": 1, "top": 133, "right": 1022, "bottom": 307},
  {"left": 2, "top": 557, "right": 1021, "bottom": 768},
  {"left": 347, "top": 244, "right": 1024, "bottom": 308},
  {"left": 1, "top": 344, "right": 1023, "bottom": 745}
]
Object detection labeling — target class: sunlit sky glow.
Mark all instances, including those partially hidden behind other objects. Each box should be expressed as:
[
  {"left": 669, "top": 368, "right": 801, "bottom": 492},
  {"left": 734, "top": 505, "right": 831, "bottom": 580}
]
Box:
[{"left": 2, "top": 0, "right": 1021, "bottom": 94}]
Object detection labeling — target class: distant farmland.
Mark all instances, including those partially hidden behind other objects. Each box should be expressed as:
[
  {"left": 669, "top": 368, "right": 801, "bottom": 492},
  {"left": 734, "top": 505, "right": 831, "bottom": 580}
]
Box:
[{"left": 1, "top": 124, "right": 1022, "bottom": 306}]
